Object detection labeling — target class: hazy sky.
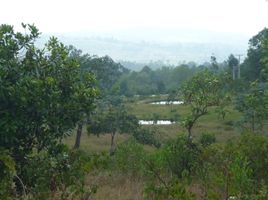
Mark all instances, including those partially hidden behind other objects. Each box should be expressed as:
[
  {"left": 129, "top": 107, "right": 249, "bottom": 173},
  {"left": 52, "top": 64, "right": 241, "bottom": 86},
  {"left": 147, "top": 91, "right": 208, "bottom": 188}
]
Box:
[{"left": 1, "top": 0, "right": 268, "bottom": 35}]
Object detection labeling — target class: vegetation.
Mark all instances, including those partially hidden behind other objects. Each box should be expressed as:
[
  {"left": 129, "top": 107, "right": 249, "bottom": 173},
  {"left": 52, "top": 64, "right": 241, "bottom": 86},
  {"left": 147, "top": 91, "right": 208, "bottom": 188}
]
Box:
[
  {"left": 0, "top": 24, "right": 98, "bottom": 199},
  {"left": 180, "top": 70, "right": 229, "bottom": 138},
  {"left": 0, "top": 23, "right": 268, "bottom": 200}
]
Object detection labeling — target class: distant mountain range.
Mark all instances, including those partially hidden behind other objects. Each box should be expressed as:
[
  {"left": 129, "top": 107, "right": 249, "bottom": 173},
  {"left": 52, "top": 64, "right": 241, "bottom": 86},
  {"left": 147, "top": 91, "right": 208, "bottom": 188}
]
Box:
[{"left": 37, "top": 27, "right": 250, "bottom": 70}]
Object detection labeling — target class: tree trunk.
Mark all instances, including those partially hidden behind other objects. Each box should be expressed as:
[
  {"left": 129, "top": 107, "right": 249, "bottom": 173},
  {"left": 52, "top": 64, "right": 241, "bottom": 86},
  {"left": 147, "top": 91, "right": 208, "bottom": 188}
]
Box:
[
  {"left": 110, "top": 131, "right": 116, "bottom": 155},
  {"left": 74, "top": 122, "right": 83, "bottom": 149},
  {"left": 252, "top": 111, "right": 255, "bottom": 133},
  {"left": 224, "top": 169, "right": 230, "bottom": 200},
  {"left": 187, "top": 123, "right": 193, "bottom": 141}
]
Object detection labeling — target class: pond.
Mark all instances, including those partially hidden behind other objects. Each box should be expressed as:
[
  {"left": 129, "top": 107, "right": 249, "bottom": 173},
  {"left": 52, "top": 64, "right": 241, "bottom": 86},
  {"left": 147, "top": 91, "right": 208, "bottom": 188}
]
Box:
[
  {"left": 150, "top": 101, "right": 184, "bottom": 105},
  {"left": 139, "top": 120, "right": 175, "bottom": 125}
]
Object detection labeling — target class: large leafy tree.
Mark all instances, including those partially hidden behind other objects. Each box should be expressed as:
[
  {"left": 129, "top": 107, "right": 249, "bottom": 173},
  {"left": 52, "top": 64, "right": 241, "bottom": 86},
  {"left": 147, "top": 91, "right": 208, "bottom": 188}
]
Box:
[
  {"left": 0, "top": 24, "right": 98, "bottom": 164},
  {"left": 81, "top": 54, "right": 129, "bottom": 95},
  {"left": 68, "top": 46, "right": 128, "bottom": 148},
  {"left": 180, "top": 70, "right": 227, "bottom": 139},
  {"left": 242, "top": 28, "right": 268, "bottom": 81}
]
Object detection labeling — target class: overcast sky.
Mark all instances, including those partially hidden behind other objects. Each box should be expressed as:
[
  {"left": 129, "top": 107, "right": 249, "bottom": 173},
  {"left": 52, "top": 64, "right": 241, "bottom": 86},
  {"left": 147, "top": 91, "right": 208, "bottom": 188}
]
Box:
[{"left": 1, "top": 0, "right": 268, "bottom": 36}]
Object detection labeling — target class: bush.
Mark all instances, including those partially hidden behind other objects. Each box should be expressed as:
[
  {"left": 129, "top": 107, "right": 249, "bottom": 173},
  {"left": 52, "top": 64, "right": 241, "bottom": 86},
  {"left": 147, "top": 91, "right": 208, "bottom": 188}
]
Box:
[
  {"left": 133, "top": 128, "right": 161, "bottom": 148},
  {"left": 22, "top": 145, "right": 95, "bottom": 199},
  {"left": 145, "top": 179, "right": 195, "bottom": 200},
  {"left": 0, "top": 149, "right": 15, "bottom": 200},
  {"left": 238, "top": 133, "right": 268, "bottom": 185},
  {"left": 113, "top": 139, "right": 147, "bottom": 176},
  {"left": 199, "top": 133, "right": 216, "bottom": 147},
  {"left": 162, "top": 135, "right": 201, "bottom": 178}
]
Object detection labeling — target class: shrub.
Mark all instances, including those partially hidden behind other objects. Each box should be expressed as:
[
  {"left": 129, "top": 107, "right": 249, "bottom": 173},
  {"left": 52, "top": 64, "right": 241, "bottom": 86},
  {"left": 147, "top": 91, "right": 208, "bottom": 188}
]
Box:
[
  {"left": 162, "top": 135, "right": 201, "bottom": 179},
  {"left": 22, "top": 145, "right": 95, "bottom": 199},
  {"left": 0, "top": 149, "right": 16, "bottom": 200},
  {"left": 145, "top": 179, "right": 195, "bottom": 200},
  {"left": 133, "top": 128, "right": 161, "bottom": 148},
  {"left": 113, "top": 139, "right": 147, "bottom": 176},
  {"left": 199, "top": 133, "right": 216, "bottom": 147}
]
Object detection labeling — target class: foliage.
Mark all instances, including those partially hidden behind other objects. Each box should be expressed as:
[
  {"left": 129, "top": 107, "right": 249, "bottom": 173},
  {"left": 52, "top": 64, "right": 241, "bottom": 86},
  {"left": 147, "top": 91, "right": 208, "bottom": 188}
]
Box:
[
  {"left": 0, "top": 24, "right": 97, "bottom": 157},
  {"left": 22, "top": 146, "right": 96, "bottom": 199},
  {"left": 237, "top": 133, "right": 268, "bottom": 185},
  {"left": 235, "top": 82, "right": 268, "bottom": 132},
  {"left": 242, "top": 28, "right": 268, "bottom": 81},
  {"left": 69, "top": 46, "right": 129, "bottom": 95},
  {"left": 88, "top": 105, "right": 139, "bottom": 154},
  {"left": 262, "top": 35, "right": 268, "bottom": 80},
  {"left": 180, "top": 70, "right": 228, "bottom": 138},
  {"left": 199, "top": 133, "right": 216, "bottom": 147},
  {"left": 133, "top": 128, "right": 161, "bottom": 148},
  {"left": 197, "top": 142, "right": 253, "bottom": 199},
  {"left": 0, "top": 24, "right": 98, "bottom": 198},
  {"left": 227, "top": 54, "right": 239, "bottom": 72},
  {"left": 0, "top": 149, "right": 16, "bottom": 200},
  {"left": 161, "top": 135, "right": 201, "bottom": 179},
  {"left": 144, "top": 179, "right": 195, "bottom": 200},
  {"left": 113, "top": 139, "right": 147, "bottom": 176},
  {"left": 117, "top": 64, "right": 199, "bottom": 96},
  {"left": 242, "top": 185, "right": 268, "bottom": 200}
]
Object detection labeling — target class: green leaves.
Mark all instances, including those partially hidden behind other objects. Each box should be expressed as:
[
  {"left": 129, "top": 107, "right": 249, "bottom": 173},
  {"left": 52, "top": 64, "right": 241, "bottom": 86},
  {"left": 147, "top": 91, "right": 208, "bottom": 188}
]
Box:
[
  {"left": 235, "top": 82, "right": 268, "bottom": 132},
  {"left": 180, "top": 70, "right": 228, "bottom": 138},
  {"left": 0, "top": 23, "right": 98, "bottom": 197}
]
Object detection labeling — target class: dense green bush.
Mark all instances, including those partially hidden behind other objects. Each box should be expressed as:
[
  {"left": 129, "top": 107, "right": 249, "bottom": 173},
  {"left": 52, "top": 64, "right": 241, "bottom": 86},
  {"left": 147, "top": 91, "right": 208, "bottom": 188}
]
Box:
[
  {"left": 237, "top": 133, "right": 268, "bottom": 186},
  {"left": 161, "top": 135, "right": 201, "bottom": 179},
  {"left": 113, "top": 139, "right": 147, "bottom": 176},
  {"left": 0, "top": 149, "right": 16, "bottom": 200},
  {"left": 199, "top": 133, "right": 216, "bottom": 147},
  {"left": 133, "top": 128, "right": 161, "bottom": 148},
  {"left": 22, "top": 145, "right": 96, "bottom": 199}
]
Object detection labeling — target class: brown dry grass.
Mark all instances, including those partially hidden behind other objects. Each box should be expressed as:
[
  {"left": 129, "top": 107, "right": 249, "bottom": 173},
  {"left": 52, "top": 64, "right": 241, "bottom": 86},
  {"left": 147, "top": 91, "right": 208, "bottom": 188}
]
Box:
[{"left": 87, "top": 172, "right": 145, "bottom": 200}]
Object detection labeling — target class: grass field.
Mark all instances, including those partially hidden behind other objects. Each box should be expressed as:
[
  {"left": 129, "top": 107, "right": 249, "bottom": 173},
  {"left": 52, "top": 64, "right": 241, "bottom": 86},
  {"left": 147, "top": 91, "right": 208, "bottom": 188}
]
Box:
[
  {"left": 127, "top": 99, "right": 242, "bottom": 142},
  {"left": 65, "top": 96, "right": 244, "bottom": 153},
  {"left": 64, "top": 95, "right": 267, "bottom": 200}
]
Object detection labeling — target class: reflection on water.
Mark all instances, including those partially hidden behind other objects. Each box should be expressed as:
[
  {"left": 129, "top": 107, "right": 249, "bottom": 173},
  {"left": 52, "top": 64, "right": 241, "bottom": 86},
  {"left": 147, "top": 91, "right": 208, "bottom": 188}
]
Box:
[
  {"left": 139, "top": 120, "right": 175, "bottom": 125},
  {"left": 150, "top": 101, "right": 183, "bottom": 105}
]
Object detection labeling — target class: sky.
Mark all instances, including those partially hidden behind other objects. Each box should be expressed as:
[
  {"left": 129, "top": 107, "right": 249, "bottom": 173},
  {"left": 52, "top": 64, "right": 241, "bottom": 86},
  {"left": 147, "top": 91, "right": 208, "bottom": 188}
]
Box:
[
  {"left": 1, "top": 0, "right": 268, "bottom": 36},
  {"left": 1, "top": 0, "right": 267, "bottom": 63}
]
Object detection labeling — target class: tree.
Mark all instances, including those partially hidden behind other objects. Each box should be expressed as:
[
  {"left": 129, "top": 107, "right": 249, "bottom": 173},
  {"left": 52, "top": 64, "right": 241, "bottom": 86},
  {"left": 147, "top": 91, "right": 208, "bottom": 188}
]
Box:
[
  {"left": 235, "top": 82, "right": 268, "bottom": 133},
  {"left": 162, "top": 135, "right": 201, "bottom": 179},
  {"left": 227, "top": 54, "right": 239, "bottom": 71},
  {"left": 180, "top": 70, "right": 226, "bottom": 139},
  {"left": 210, "top": 55, "right": 219, "bottom": 72},
  {"left": 0, "top": 23, "right": 98, "bottom": 177},
  {"left": 82, "top": 55, "right": 129, "bottom": 95},
  {"left": 242, "top": 28, "right": 268, "bottom": 81},
  {"left": 227, "top": 54, "right": 239, "bottom": 80},
  {"left": 262, "top": 36, "right": 268, "bottom": 80},
  {"left": 88, "top": 105, "right": 139, "bottom": 155},
  {"left": 67, "top": 46, "right": 100, "bottom": 149}
]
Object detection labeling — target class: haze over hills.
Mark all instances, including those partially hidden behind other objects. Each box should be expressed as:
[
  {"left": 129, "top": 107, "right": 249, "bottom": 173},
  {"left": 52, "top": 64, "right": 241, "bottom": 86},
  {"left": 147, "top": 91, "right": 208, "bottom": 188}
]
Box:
[{"left": 39, "top": 27, "right": 250, "bottom": 70}]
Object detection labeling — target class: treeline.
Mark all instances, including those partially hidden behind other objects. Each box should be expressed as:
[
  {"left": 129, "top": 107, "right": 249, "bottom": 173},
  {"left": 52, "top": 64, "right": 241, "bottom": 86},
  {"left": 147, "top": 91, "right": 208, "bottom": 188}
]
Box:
[
  {"left": 116, "top": 65, "right": 199, "bottom": 96},
  {"left": 68, "top": 28, "right": 268, "bottom": 97}
]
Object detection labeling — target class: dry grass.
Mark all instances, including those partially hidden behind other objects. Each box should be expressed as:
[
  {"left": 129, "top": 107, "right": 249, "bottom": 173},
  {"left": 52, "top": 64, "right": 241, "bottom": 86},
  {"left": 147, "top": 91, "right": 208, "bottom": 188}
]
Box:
[
  {"left": 64, "top": 101, "right": 242, "bottom": 153},
  {"left": 64, "top": 130, "right": 130, "bottom": 153},
  {"left": 87, "top": 172, "right": 145, "bottom": 200},
  {"left": 62, "top": 97, "right": 267, "bottom": 200}
]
